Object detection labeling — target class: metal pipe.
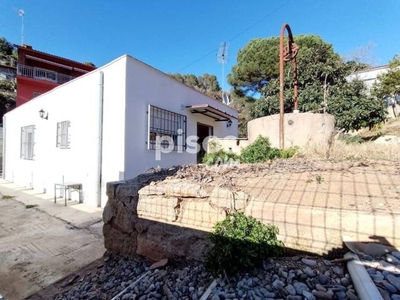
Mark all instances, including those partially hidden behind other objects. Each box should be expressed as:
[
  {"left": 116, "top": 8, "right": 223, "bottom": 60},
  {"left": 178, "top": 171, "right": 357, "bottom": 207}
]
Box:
[
  {"left": 2, "top": 116, "right": 6, "bottom": 179},
  {"left": 344, "top": 252, "right": 383, "bottom": 300},
  {"left": 96, "top": 71, "right": 104, "bottom": 207},
  {"left": 292, "top": 51, "right": 299, "bottom": 111},
  {"left": 279, "top": 23, "right": 299, "bottom": 149},
  {"left": 279, "top": 24, "right": 286, "bottom": 150}
]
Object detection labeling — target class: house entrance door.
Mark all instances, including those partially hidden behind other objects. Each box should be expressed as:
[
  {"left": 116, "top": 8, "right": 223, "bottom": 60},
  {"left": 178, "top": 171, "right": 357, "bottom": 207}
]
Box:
[{"left": 197, "top": 123, "right": 213, "bottom": 163}]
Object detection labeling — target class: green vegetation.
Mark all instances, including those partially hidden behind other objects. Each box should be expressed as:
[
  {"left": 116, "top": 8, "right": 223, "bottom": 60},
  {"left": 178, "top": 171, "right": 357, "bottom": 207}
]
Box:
[
  {"left": 169, "top": 73, "right": 222, "bottom": 101},
  {"left": 202, "top": 140, "right": 239, "bottom": 166},
  {"left": 0, "top": 37, "right": 16, "bottom": 66},
  {"left": 1, "top": 194, "right": 15, "bottom": 200},
  {"left": 203, "top": 136, "right": 298, "bottom": 166},
  {"left": 202, "top": 149, "right": 239, "bottom": 166},
  {"left": 228, "top": 34, "right": 387, "bottom": 133},
  {"left": 240, "top": 136, "right": 281, "bottom": 163},
  {"left": 315, "top": 175, "right": 324, "bottom": 184},
  {"left": 340, "top": 135, "right": 364, "bottom": 145},
  {"left": 0, "top": 37, "right": 17, "bottom": 123},
  {"left": 372, "top": 54, "right": 400, "bottom": 99},
  {"left": 206, "top": 212, "right": 284, "bottom": 276},
  {"left": 280, "top": 146, "right": 299, "bottom": 158}
]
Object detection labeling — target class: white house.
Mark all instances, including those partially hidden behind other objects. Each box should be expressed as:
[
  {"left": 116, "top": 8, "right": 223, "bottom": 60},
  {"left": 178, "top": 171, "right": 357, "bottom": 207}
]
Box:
[
  {"left": 346, "top": 65, "right": 389, "bottom": 92},
  {"left": 347, "top": 65, "right": 399, "bottom": 117},
  {"left": 2, "top": 55, "right": 238, "bottom": 207}
]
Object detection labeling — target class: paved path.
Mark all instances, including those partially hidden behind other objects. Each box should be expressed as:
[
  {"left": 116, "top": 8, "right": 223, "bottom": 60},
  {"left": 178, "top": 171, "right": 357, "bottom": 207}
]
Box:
[{"left": 0, "top": 180, "right": 105, "bottom": 300}]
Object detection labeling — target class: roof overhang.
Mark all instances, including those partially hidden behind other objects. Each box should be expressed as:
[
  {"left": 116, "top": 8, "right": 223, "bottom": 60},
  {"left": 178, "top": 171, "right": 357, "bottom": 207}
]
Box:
[
  {"left": 25, "top": 55, "right": 90, "bottom": 73},
  {"left": 186, "top": 104, "right": 237, "bottom": 121}
]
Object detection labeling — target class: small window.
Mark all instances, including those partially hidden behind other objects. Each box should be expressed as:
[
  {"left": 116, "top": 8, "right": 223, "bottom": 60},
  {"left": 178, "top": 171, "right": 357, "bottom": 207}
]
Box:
[
  {"left": 21, "top": 125, "right": 35, "bottom": 160},
  {"left": 33, "top": 92, "right": 42, "bottom": 98},
  {"left": 147, "top": 105, "right": 186, "bottom": 151},
  {"left": 56, "top": 121, "right": 71, "bottom": 149}
]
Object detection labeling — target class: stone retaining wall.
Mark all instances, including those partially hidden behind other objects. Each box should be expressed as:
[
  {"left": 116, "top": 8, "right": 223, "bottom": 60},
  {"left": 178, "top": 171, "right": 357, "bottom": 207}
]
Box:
[{"left": 103, "top": 162, "right": 400, "bottom": 261}]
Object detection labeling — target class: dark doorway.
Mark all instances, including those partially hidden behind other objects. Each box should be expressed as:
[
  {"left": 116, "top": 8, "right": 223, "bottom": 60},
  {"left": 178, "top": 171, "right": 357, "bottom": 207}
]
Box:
[{"left": 197, "top": 123, "right": 213, "bottom": 163}]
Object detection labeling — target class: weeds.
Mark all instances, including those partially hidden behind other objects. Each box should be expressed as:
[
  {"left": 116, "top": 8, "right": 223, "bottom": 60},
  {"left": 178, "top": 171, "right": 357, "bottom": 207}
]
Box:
[
  {"left": 340, "top": 135, "right": 364, "bottom": 145},
  {"left": 315, "top": 174, "right": 324, "bottom": 184},
  {"left": 206, "top": 212, "right": 284, "bottom": 276},
  {"left": 299, "top": 139, "right": 400, "bottom": 162},
  {"left": 1, "top": 194, "right": 15, "bottom": 200}
]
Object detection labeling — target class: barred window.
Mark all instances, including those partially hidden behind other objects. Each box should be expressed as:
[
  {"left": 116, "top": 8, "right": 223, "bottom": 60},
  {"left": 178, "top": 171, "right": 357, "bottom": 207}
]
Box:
[
  {"left": 21, "top": 125, "right": 35, "bottom": 160},
  {"left": 147, "top": 105, "right": 186, "bottom": 151},
  {"left": 56, "top": 121, "right": 71, "bottom": 149}
]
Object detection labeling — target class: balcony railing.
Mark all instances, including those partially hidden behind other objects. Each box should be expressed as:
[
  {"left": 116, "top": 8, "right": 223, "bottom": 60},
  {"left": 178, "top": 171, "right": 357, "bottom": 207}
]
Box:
[{"left": 17, "top": 64, "right": 75, "bottom": 84}]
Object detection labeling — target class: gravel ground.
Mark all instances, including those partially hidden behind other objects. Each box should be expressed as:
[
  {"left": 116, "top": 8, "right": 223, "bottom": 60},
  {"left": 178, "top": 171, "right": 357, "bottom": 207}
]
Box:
[
  {"left": 52, "top": 255, "right": 360, "bottom": 300},
  {"left": 360, "top": 250, "right": 400, "bottom": 300}
]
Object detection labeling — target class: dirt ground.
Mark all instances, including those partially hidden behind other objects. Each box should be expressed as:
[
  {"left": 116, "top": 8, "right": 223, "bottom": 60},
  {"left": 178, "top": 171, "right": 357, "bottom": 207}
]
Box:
[
  {"left": 0, "top": 197, "right": 105, "bottom": 300},
  {"left": 172, "top": 159, "right": 400, "bottom": 214}
]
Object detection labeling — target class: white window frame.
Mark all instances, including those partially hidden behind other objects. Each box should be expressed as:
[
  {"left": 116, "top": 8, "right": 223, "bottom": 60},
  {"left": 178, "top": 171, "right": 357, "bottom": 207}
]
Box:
[
  {"left": 147, "top": 105, "right": 187, "bottom": 151},
  {"left": 20, "top": 125, "right": 35, "bottom": 160},
  {"left": 56, "top": 120, "right": 71, "bottom": 149}
]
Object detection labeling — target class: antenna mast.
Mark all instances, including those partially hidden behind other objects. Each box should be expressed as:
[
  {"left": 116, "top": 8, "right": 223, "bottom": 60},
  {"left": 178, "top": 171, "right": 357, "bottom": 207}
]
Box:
[
  {"left": 217, "top": 42, "right": 229, "bottom": 93},
  {"left": 18, "top": 9, "right": 25, "bottom": 45}
]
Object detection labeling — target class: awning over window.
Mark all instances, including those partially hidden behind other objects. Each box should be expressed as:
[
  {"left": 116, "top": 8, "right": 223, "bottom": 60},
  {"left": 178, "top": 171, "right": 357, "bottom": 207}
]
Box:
[{"left": 186, "top": 104, "right": 237, "bottom": 121}]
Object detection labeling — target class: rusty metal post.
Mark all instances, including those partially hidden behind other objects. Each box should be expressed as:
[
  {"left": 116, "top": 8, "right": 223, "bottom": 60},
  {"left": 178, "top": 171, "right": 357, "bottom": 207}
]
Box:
[
  {"left": 279, "top": 25, "right": 286, "bottom": 150},
  {"left": 292, "top": 49, "right": 299, "bottom": 111},
  {"left": 279, "top": 23, "right": 299, "bottom": 150}
]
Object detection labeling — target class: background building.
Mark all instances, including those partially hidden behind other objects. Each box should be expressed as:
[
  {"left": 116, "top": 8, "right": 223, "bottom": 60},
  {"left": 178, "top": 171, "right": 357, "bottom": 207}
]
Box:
[{"left": 16, "top": 44, "right": 96, "bottom": 107}]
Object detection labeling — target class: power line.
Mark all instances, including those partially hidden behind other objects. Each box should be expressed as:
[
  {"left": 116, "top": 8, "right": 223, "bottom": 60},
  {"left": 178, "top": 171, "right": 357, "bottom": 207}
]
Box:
[{"left": 177, "top": 0, "right": 294, "bottom": 72}]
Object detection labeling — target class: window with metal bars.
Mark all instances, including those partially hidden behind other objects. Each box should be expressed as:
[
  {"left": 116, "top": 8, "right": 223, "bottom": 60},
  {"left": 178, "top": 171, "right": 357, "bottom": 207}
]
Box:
[
  {"left": 56, "top": 121, "right": 71, "bottom": 149},
  {"left": 20, "top": 125, "right": 35, "bottom": 160},
  {"left": 147, "top": 105, "right": 187, "bottom": 151}
]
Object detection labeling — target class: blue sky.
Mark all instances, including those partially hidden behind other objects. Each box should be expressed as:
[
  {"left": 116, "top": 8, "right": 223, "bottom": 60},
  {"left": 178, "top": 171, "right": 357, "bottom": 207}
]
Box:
[{"left": 1, "top": 0, "right": 399, "bottom": 91}]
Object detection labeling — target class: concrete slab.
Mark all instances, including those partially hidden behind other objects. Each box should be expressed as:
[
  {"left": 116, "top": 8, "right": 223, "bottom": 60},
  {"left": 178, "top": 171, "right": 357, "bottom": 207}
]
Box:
[{"left": 0, "top": 179, "right": 105, "bottom": 300}]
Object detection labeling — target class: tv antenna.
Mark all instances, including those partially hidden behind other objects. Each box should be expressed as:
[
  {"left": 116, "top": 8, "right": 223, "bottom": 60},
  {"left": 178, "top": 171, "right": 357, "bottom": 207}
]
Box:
[
  {"left": 217, "top": 42, "right": 229, "bottom": 94},
  {"left": 14, "top": 8, "right": 25, "bottom": 45}
]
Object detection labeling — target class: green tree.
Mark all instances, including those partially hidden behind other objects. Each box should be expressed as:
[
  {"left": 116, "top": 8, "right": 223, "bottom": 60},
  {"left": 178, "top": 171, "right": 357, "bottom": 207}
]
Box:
[
  {"left": 0, "top": 37, "right": 17, "bottom": 122},
  {"left": 329, "top": 80, "right": 387, "bottom": 131},
  {"left": 169, "top": 73, "right": 222, "bottom": 101},
  {"left": 228, "top": 35, "right": 386, "bottom": 132},
  {"left": 0, "top": 37, "right": 13, "bottom": 57},
  {"left": 229, "top": 89, "right": 255, "bottom": 137},
  {"left": 0, "top": 37, "right": 17, "bottom": 66},
  {"left": 372, "top": 54, "right": 400, "bottom": 99}
]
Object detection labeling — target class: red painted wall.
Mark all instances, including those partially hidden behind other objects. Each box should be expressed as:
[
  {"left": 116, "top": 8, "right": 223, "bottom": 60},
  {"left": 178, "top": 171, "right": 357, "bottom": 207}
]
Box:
[
  {"left": 16, "top": 45, "right": 96, "bottom": 107},
  {"left": 17, "top": 76, "right": 58, "bottom": 107}
]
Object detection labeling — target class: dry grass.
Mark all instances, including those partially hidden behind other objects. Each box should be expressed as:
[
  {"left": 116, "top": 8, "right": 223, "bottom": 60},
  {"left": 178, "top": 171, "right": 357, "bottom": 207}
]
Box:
[
  {"left": 299, "top": 139, "right": 400, "bottom": 162},
  {"left": 299, "top": 117, "right": 400, "bottom": 162},
  {"left": 358, "top": 117, "right": 400, "bottom": 139}
]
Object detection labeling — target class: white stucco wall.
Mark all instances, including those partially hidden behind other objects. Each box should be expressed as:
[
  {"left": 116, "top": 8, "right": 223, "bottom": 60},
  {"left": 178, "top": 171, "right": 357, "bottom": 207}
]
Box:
[
  {"left": 123, "top": 57, "right": 238, "bottom": 180},
  {"left": 347, "top": 65, "right": 389, "bottom": 92},
  {"left": 3, "top": 55, "right": 238, "bottom": 207},
  {"left": 3, "top": 56, "right": 128, "bottom": 207}
]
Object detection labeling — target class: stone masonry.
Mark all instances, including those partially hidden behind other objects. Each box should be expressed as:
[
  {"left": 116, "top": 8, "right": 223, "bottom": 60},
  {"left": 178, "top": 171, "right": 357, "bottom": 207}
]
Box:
[{"left": 103, "top": 160, "right": 400, "bottom": 261}]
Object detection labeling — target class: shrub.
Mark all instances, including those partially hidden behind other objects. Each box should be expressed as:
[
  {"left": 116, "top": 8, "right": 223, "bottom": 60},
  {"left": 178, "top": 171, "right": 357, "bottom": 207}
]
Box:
[
  {"left": 280, "top": 146, "right": 299, "bottom": 158},
  {"left": 202, "top": 139, "right": 239, "bottom": 166},
  {"left": 240, "top": 136, "right": 281, "bottom": 163},
  {"left": 202, "top": 149, "right": 239, "bottom": 166},
  {"left": 206, "top": 212, "right": 284, "bottom": 276}
]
